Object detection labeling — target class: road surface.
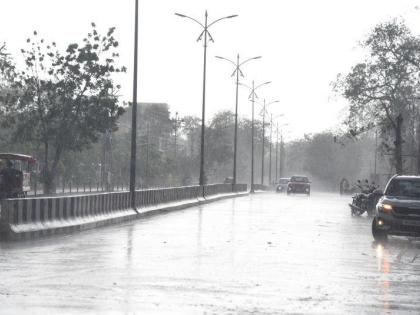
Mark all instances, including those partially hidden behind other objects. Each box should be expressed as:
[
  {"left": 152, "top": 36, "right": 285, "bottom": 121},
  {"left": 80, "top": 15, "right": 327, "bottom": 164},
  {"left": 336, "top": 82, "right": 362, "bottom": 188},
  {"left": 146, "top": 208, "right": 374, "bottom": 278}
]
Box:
[{"left": 1, "top": 192, "right": 420, "bottom": 314}]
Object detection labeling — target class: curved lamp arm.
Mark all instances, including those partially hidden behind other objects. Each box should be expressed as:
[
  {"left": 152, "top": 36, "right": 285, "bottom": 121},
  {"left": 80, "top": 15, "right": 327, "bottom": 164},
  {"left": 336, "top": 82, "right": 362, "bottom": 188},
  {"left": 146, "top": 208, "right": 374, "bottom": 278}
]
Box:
[
  {"left": 208, "top": 15, "right": 238, "bottom": 28},
  {"left": 240, "top": 56, "right": 262, "bottom": 67},
  {"left": 215, "top": 55, "right": 236, "bottom": 67},
  {"left": 175, "top": 13, "right": 204, "bottom": 28},
  {"left": 255, "top": 81, "right": 271, "bottom": 90}
]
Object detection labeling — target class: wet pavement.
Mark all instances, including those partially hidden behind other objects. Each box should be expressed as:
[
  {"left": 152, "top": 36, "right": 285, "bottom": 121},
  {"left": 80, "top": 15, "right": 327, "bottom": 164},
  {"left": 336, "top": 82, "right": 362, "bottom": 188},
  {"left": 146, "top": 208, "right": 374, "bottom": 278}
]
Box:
[{"left": 1, "top": 192, "right": 420, "bottom": 314}]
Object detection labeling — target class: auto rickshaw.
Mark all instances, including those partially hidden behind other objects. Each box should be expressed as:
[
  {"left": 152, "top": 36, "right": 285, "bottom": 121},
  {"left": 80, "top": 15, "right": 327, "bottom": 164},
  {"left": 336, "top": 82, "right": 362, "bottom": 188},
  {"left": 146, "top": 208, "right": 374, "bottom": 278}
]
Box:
[{"left": 0, "top": 153, "right": 37, "bottom": 198}]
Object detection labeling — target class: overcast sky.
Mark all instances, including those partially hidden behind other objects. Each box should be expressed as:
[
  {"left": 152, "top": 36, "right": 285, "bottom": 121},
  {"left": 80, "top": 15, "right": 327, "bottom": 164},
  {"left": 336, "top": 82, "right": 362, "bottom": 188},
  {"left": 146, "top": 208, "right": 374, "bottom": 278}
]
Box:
[{"left": 2, "top": 0, "right": 420, "bottom": 139}]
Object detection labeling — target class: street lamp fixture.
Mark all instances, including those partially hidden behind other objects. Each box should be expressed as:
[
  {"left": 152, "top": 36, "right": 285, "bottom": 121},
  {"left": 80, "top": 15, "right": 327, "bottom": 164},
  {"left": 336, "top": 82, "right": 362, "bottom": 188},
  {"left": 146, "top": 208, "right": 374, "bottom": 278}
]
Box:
[
  {"left": 175, "top": 10, "right": 238, "bottom": 186},
  {"left": 215, "top": 54, "right": 261, "bottom": 186},
  {"left": 256, "top": 100, "right": 280, "bottom": 186},
  {"left": 272, "top": 114, "right": 284, "bottom": 183},
  {"left": 276, "top": 122, "right": 289, "bottom": 180},
  {"left": 239, "top": 81, "right": 271, "bottom": 193}
]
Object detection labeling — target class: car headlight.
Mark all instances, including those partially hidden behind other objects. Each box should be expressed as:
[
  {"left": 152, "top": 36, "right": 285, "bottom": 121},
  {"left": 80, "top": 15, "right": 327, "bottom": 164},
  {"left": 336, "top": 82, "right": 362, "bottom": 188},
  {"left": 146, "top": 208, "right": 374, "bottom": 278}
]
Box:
[{"left": 378, "top": 203, "right": 393, "bottom": 213}]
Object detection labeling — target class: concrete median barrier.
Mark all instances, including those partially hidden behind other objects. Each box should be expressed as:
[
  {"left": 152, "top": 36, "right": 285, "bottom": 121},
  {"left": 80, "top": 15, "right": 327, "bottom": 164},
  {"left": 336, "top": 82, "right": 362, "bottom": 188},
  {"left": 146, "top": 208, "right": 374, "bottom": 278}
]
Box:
[{"left": 0, "top": 184, "right": 247, "bottom": 241}]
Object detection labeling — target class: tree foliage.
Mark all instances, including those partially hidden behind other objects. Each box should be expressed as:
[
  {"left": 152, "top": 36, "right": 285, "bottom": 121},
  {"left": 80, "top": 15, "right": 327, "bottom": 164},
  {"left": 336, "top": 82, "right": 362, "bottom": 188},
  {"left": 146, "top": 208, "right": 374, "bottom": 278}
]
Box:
[
  {"left": 0, "top": 23, "right": 126, "bottom": 192},
  {"left": 335, "top": 19, "right": 420, "bottom": 173}
]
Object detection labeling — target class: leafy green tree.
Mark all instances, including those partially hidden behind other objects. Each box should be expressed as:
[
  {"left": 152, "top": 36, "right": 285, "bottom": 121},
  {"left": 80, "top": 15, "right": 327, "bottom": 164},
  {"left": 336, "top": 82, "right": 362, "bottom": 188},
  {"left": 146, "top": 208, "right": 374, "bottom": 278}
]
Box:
[
  {"left": 335, "top": 20, "right": 420, "bottom": 174},
  {"left": 0, "top": 24, "right": 125, "bottom": 193}
]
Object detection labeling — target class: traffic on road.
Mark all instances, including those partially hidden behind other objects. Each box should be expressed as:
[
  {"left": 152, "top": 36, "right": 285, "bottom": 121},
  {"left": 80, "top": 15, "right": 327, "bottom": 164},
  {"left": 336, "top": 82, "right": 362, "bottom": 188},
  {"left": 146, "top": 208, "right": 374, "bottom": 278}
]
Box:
[{"left": 1, "top": 192, "right": 420, "bottom": 314}]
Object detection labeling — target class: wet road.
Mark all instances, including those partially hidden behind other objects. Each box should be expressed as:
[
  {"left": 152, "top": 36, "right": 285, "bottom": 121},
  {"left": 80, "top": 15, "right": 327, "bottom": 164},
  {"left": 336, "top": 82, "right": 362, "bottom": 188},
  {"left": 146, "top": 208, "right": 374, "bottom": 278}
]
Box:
[{"left": 1, "top": 192, "right": 420, "bottom": 314}]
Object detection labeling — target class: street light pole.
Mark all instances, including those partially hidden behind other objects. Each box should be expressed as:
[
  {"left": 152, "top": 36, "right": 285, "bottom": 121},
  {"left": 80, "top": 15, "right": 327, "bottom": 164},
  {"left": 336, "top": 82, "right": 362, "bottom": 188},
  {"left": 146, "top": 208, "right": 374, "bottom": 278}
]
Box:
[
  {"left": 129, "top": 0, "right": 139, "bottom": 211},
  {"left": 256, "top": 100, "right": 279, "bottom": 186},
  {"left": 251, "top": 81, "right": 255, "bottom": 193},
  {"left": 275, "top": 122, "right": 279, "bottom": 183},
  {"left": 261, "top": 99, "right": 266, "bottom": 185},
  {"left": 280, "top": 132, "right": 284, "bottom": 178},
  {"left": 271, "top": 113, "right": 284, "bottom": 184},
  {"left": 277, "top": 123, "right": 288, "bottom": 179},
  {"left": 175, "top": 11, "right": 238, "bottom": 186},
  {"left": 199, "top": 11, "right": 208, "bottom": 187},
  {"left": 374, "top": 128, "right": 378, "bottom": 177},
  {"left": 233, "top": 53, "right": 239, "bottom": 186},
  {"left": 174, "top": 112, "right": 178, "bottom": 159},
  {"left": 269, "top": 113, "right": 273, "bottom": 185},
  {"left": 215, "top": 54, "right": 261, "bottom": 185},
  {"left": 240, "top": 80, "right": 271, "bottom": 193}
]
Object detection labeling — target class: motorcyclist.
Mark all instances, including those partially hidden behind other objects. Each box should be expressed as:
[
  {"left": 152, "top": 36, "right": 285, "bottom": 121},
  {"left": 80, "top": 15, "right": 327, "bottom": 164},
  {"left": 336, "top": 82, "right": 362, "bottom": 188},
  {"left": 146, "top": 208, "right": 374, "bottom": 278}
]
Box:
[
  {"left": 362, "top": 179, "right": 370, "bottom": 194},
  {"left": 354, "top": 180, "right": 363, "bottom": 191},
  {"left": 350, "top": 179, "right": 381, "bottom": 217}
]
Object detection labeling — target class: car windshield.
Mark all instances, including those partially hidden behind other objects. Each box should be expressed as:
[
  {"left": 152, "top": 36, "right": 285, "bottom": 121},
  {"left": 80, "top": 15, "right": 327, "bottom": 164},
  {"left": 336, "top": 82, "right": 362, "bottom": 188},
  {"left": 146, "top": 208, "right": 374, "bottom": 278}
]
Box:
[
  {"left": 386, "top": 179, "right": 420, "bottom": 198},
  {"left": 279, "top": 179, "right": 289, "bottom": 184},
  {"left": 291, "top": 176, "right": 308, "bottom": 183}
]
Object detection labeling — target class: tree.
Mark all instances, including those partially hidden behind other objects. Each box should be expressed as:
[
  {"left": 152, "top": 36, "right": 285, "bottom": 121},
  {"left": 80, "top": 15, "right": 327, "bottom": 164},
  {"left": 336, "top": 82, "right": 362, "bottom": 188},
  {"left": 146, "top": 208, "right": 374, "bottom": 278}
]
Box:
[
  {"left": 0, "top": 24, "right": 126, "bottom": 193},
  {"left": 335, "top": 20, "right": 420, "bottom": 174},
  {"left": 0, "top": 44, "right": 14, "bottom": 85},
  {"left": 182, "top": 115, "right": 201, "bottom": 159}
]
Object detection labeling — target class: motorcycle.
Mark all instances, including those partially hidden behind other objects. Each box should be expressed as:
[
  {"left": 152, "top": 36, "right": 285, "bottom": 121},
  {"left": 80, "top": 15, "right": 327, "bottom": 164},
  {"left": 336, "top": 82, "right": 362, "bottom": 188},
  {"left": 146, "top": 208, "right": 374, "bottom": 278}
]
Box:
[{"left": 349, "top": 186, "right": 383, "bottom": 217}]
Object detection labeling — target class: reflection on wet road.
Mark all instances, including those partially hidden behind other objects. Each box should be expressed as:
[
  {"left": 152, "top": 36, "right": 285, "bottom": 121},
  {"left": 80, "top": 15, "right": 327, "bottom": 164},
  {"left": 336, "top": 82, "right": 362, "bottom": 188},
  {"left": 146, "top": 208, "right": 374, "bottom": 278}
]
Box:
[{"left": 1, "top": 192, "right": 420, "bottom": 314}]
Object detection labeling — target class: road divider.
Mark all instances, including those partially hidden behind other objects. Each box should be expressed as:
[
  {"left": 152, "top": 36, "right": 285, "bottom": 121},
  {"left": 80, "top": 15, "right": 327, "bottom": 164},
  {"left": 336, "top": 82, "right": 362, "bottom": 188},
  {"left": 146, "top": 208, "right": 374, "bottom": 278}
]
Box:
[{"left": 0, "top": 183, "right": 247, "bottom": 241}]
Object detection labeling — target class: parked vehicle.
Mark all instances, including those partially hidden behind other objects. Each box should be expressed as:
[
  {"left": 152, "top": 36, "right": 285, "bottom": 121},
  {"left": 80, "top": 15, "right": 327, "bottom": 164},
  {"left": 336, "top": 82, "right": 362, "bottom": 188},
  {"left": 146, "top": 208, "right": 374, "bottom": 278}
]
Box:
[
  {"left": 287, "top": 175, "right": 311, "bottom": 195},
  {"left": 0, "top": 153, "right": 37, "bottom": 198},
  {"left": 276, "top": 178, "right": 290, "bottom": 193},
  {"left": 372, "top": 175, "right": 420, "bottom": 242}
]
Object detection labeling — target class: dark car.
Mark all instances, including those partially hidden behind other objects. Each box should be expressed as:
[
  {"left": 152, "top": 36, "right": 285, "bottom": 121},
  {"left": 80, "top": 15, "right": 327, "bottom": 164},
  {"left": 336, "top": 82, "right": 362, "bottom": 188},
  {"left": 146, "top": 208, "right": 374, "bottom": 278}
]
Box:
[
  {"left": 373, "top": 175, "right": 420, "bottom": 242},
  {"left": 276, "top": 178, "right": 290, "bottom": 193},
  {"left": 287, "top": 175, "right": 311, "bottom": 195}
]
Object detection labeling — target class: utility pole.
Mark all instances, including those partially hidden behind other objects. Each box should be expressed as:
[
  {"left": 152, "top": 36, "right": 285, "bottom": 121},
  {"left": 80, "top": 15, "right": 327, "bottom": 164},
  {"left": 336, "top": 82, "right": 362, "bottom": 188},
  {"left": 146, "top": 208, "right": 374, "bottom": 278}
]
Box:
[
  {"left": 174, "top": 113, "right": 178, "bottom": 159},
  {"left": 251, "top": 81, "right": 255, "bottom": 193},
  {"left": 256, "top": 99, "right": 279, "bottom": 186},
  {"left": 269, "top": 114, "right": 273, "bottom": 186},
  {"left": 240, "top": 80, "right": 271, "bottom": 193},
  {"left": 175, "top": 11, "right": 238, "bottom": 186},
  {"left": 199, "top": 11, "right": 208, "bottom": 186},
  {"left": 129, "top": 0, "right": 139, "bottom": 210},
  {"left": 279, "top": 132, "right": 284, "bottom": 178},
  {"left": 374, "top": 128, "right": 378, "bottom": 178},
  {"left": 261, "top": 99, "right": 266, "bottom": 185},
  {"left": 102, "top": 130, "right": 113, "bottom": 191},
  {"left": 215, "top": 54, "right": 261, "bottom": 185},
  {"left": 146, "top": 122, "right": 150, "bottom": 186},
  {"left": 233, "top": 53, "right": 239, "bottom": 186},
  {"left": 275, "top": 122, "right": 279, "bottom": 183}
]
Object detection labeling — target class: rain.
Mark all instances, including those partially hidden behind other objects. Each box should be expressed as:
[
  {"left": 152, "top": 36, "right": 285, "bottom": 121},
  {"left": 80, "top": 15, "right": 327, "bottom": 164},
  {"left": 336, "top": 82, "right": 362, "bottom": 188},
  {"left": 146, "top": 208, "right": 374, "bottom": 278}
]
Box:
[{"left": 1, "top": 1, "right": 420, "bottom": 314}]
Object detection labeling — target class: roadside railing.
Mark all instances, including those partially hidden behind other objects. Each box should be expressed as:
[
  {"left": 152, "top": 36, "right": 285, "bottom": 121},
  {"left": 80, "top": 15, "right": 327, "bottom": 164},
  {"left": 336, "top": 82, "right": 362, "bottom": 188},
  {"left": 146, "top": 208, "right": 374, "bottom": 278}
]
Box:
[
  {"left": 0, "top": 183, "right": 248, "bottom": 240},
  {"left": 134, "top": 185, "right": 204, "bottom": 208},
  {"left": 29, "top": 181, "right": 248, "bottom": 197},
  {"left": 252, "top": 184, "right": 270, "bottom": 191},
  {"left": 203, "top": 183, "right": 232, "bottom": 196}
]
